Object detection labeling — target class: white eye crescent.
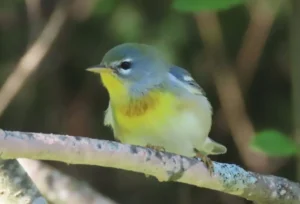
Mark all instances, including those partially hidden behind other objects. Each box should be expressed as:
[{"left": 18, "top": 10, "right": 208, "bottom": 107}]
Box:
[
  {"left": 119, "top": 68, "right": 131, "bottom": 75},
  {"left": 117, "top": 58, "right": 132, "bottom": 75}
]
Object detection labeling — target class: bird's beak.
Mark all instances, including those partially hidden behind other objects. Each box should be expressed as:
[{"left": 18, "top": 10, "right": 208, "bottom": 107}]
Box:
[{"left": 86, "top": 65, "right": 113, "bottom": 74}]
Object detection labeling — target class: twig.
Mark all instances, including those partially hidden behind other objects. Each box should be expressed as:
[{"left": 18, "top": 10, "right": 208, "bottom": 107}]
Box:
[
  {"left": 18, "top": 159, "right": 118, "bottom": 204},
  {"left": 0, "top": 159, "right": 47, "bottom": 204},
  {"left": 194, "top": 0, "right": 284, "bottom": 172},
  {"left": 25, "top": 0, "right": 43, "bottom": 46},
  {"left": 0, "top": 3, "right": 70, "bottom": 203},
  {"left": 236, "top": 0, "right": 283, "bottom": 90},
  {"left": 0, "top": 2, "right": 68, "bottom": 117},
  {"left": 0, "top": 129, "right": 299, "bottom": 204},
  {"left": 194, "top": 12, "right": 278, "bottom": 172}
]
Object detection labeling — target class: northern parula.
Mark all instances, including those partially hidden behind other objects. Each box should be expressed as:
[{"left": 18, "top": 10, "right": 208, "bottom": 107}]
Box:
[{"left": 87, "top": 43, "right": 227, "bottom": 174}]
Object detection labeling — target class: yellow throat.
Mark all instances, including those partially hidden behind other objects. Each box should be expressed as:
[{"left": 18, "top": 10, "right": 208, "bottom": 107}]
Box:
[
  {"left": 99, "top": 69, "right": 128, "bottom": 101},
  {"left": 99, "top": 70, "right": 178, "bottom": 135}
]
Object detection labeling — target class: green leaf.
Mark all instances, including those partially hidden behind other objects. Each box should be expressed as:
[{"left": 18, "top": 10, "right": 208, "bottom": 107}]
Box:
[
  {"left": 250, "top": 130, "right": 298, "bottom": 157},
  {"left": 172, "top": 0, "right": 245, "bottom": 12}
]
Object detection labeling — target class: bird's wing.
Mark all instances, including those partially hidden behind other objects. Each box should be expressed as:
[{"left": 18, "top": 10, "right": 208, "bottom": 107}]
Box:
[
  {"left": 168, "top": 65, "right": 212, "bottom": 113},
  {"left": 168, "top": 66, "right": 225, "bottom": 155},
  {"left": 169, "top": 66, "right": 206, "bottom": 96}
]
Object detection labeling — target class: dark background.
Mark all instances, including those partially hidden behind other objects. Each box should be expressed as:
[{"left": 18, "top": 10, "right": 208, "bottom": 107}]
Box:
[{"left": 0, "top": 0, "right": 297, "bottom": 203}]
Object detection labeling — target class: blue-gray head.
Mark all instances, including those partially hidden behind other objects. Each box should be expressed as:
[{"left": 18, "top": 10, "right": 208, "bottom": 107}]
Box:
[{"left": 87, "top": 43, "right": 170, "bottom": 96}]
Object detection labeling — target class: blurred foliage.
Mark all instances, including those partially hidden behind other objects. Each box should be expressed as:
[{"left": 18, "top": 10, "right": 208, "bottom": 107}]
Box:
[
  {"left": 92, "top": 0, "right": 117, "bottom": 16},
  {"left": 0, "top": 0, "right": 297, "bottom": 203},
  {"left": 251, "top": 130, "right": 299, "bottom": 157}
]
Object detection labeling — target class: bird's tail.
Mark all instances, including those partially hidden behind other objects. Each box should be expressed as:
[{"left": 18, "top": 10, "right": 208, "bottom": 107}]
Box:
[{"left": 204, "top": 138, "right": 227, "bottom": 155}]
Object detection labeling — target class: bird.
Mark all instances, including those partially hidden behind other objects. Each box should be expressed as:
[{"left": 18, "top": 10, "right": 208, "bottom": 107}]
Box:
[{"left": 87, "top": 43, "right": 227, "bottom": 175}]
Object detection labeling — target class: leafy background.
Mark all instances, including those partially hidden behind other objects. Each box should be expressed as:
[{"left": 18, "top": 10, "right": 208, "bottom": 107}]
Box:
[{"left": 0, "top": 0, "right": 299, "bottom": 203}]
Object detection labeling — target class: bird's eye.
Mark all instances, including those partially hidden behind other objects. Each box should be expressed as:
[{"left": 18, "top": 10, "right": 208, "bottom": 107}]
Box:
[{"left": 120, "top": 61, "right": 132, "bottom": 70}]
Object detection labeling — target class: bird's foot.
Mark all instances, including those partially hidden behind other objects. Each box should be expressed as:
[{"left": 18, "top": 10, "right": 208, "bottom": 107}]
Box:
[
  {"left": 146, "top": 144, "right": 165, "bottom": 152},
  {"left": 194, "top": 149, "right": 214, "bottom": 176}
]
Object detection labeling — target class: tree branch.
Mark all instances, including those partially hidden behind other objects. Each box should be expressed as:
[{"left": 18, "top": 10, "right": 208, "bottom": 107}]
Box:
[
  {"left": 0, "top": 159, "right": 47, "bottom": 204},
  {"left": 18, "top": 159, "right": 118, "bottom": 204},
  {"left": 194, "top": 11, "right": 278, "bottom": 173},
  {"left": 0, "top": 1, "right": 68, "bottom": 117},
  {"left": 0, "top": 130, "right": 299, "bottom": 203}
]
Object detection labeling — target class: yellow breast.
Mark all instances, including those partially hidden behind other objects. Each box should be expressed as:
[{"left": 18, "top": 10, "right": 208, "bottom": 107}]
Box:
[
  {"left": 100, "top": 71, "right": 179, "bottom": 139},
  {"left": 113, "top": 91, "right": 178, "bottom": 137}
]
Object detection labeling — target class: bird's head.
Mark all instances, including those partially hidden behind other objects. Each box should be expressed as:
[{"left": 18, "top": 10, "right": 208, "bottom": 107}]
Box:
[{"left": 87, "top": 43, "right": 169, "bottom": 99}]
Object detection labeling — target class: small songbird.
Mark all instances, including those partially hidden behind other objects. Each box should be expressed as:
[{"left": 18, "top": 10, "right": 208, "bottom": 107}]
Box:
[{"left": 87, "top": 43, "right": 226, "bottom": 174}]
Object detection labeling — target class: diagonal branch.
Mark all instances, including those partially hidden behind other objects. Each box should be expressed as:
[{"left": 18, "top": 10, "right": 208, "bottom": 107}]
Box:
[
  {"left": 0, "top": 159, "right": 47, "bottom": 204},
  {"left": 0, "top": 2, "right": 68, "bottom": 117},
  {"left": 0, "top": 129, "right": 299, "bottom": 204},
  {"left": 18, "top": 159, "right": 119, "bottom": 204},
  {"left": 236, "top": 0, "right": 283, "bottom": 90},
  {"left": 194, "top": 11, "right": 280, "bottom": 173}
]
